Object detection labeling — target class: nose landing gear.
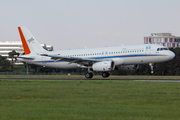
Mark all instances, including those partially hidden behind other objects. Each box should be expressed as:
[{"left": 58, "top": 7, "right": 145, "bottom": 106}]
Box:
[{"left": 149, "top": 63, "right": 154, "bottom": 74}]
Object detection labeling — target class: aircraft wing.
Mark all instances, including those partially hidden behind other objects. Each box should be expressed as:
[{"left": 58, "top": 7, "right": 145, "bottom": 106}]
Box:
[{"left": 40, "top": 54, "right": 103, "bottom": 66}]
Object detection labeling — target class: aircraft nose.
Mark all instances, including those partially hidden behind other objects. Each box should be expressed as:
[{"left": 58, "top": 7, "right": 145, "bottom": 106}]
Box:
[{"left": 169, "top": 51, "right": 175, "bottom": 60}]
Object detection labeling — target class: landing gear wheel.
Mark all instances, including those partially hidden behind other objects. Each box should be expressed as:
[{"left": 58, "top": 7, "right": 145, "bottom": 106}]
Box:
[
  {"left": 85, "top": 73, "right": 93, "bottom": 79},
  {"left": 106, "top": 72, "right": 110, "bottom": 77},
  {"left": 149, "top": 63, "right": 154, "bottom": 74},
  {"left": 102, "top": 72, "right": 110, "bottom": 78},
  {"left": 89, "top": 73, "right": 93, "bottom": 78}
]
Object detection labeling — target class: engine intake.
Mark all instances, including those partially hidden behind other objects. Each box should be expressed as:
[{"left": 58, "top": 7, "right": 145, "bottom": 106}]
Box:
[{"left": 92, "top": 61, "right": 115, "bottom": 71}]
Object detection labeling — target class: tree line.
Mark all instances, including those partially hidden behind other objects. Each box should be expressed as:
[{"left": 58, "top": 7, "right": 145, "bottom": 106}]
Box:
[{"left": 0, "top": 48, "right": 179, "bottom": 75}]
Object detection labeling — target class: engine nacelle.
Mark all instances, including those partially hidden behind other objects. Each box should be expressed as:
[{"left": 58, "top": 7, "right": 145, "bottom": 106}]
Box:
[
  {"left": 92, "top": 61, "right": 115, "bottom": 72},
  {"left": 116, "top": 65, "right": 139, "bottom": 71}
]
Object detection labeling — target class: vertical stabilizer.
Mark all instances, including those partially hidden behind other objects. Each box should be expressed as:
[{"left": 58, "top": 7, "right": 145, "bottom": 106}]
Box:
[{"left": 18, "top": 27, "right": 46, "bottom": 54}]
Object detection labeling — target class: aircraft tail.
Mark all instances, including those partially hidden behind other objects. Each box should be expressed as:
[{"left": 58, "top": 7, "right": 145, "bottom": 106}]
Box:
[{"left": 18, "top": 26, "right": 47, "bottom": 54}]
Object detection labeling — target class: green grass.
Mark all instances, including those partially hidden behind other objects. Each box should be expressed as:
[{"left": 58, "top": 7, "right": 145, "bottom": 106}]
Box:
[{"left": 0, "top": 80, "right": 180, "bottom": 120}]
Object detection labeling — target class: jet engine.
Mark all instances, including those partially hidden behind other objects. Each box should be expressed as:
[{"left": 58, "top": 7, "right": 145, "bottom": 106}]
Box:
[
  {"left": 92, "top": 61, "right": 115, "bottom": 71},
  {"left": 115, "top": 65, "right": 139, "bottom": 70}
]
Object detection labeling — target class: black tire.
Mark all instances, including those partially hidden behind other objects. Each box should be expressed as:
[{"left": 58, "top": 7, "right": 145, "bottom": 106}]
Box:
[
  {"left": 85, "top": 73, "right": 93, "bottom": 79},
  {"left": 89, "top": 72, "right": 93, "bottom": 78},
  {"left": 106, "top": 72, "right": 110, "bottom": 77},
  {"left": 102, "top": 72, "right": 110, "bottom": 78},
  {"left": 102, "top": 72, "right": 107, "bottom": 78}
]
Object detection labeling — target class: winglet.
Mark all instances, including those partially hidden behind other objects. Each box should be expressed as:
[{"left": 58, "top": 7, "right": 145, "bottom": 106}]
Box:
[{"left": 18, "top": 27, "right": 31, "bottom": 54}]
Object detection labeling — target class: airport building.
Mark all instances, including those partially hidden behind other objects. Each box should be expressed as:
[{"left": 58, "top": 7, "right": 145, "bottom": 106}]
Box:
[
  {"left": 144, "top": 33, "right": 180, "bottom": 48},
  {"left": 0, "top": 41, "right": 53, "bottom": 57}
]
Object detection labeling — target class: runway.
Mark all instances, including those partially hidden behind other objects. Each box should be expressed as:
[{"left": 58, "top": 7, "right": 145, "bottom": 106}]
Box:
[
  {"left": 0, "top": 78, "right": 180, "bottom": 82},
  {"left": 133, "top": 79, "right": 180, "bottom": 82}
]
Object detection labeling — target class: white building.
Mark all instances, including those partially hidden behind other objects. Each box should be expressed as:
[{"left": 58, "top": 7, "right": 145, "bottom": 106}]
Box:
[
  {"left": 144, "top": 33, "right": 180, "bottom": 48},
  {"left": 0, "top": 41, "right": 53, "bottom": 57}
]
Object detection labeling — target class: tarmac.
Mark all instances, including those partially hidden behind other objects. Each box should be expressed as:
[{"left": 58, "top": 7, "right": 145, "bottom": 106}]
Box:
[{"left": 0, "top": 78, "right": 180, "bottom": 82}]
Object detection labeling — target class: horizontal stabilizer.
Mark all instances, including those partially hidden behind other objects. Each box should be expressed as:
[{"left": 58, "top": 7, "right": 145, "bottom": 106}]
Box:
[{"left": 18, "top": 56, "right": 34, "bottom": 60}]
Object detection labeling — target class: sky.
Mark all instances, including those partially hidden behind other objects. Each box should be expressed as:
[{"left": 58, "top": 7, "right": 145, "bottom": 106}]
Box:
[{"left": 0, "top": 0, "right": 180, "bottom": 50}]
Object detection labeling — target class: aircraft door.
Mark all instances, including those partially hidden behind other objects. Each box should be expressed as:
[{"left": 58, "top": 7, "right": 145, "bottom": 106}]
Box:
[{"left": 145, "top": 46, "right": 151, "bottom": 55}]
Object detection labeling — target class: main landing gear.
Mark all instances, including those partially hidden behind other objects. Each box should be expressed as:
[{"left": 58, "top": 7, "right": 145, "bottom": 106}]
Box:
[
  {"left": 85, "top": 72, "right": 93, "bottom": 79},
  {"left": 85, "top": 72, "right": 110, "bottom": 79},
  {"left": 85, "top": 67, "right": 94, "bottom": 79},
  {"left": 102, "top": 72, "right": 110, "bottom": 78}
]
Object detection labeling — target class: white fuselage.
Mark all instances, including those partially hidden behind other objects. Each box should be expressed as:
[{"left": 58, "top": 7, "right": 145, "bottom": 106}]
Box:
[{"left": 18, "top": 44, "right": 175, "bottom": 69}]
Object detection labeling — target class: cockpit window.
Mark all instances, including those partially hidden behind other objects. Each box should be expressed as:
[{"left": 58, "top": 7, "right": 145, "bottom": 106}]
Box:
[{"left": 157, "top": 48, "right": 168, "bottom": 51}]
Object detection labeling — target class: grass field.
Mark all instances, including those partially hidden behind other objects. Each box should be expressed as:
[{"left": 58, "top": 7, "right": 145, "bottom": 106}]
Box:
[
  {"left": 0, "top": 79, "right": 180, "bottom": 120},
  {"left": 1, "top": 75, "right": 180, "bottom": 79}
]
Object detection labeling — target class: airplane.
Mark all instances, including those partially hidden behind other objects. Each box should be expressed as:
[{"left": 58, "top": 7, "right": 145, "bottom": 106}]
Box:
[{"left": 17, "top": 26, "right": 175, "bottom": 78}]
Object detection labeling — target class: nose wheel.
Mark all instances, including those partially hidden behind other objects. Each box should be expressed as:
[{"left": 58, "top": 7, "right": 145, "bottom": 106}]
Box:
[{"left": 149, "top": 63, "right": 154, "bottom": 74}]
